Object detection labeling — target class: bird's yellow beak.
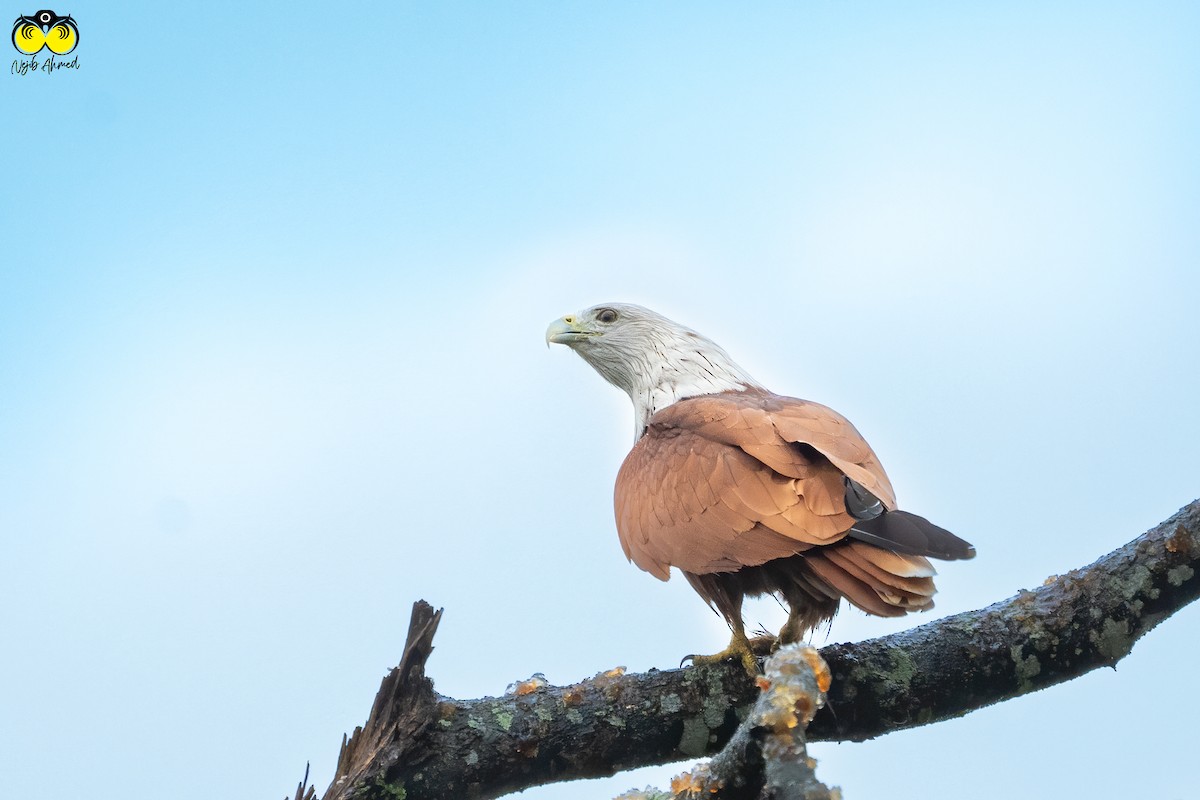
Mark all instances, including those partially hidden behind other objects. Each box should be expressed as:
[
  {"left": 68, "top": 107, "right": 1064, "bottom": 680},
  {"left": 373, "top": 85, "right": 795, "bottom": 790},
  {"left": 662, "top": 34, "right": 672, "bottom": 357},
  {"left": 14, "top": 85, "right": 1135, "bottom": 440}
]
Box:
[{"left": 545, "top": 315, "right": 595, "bottom": 347}]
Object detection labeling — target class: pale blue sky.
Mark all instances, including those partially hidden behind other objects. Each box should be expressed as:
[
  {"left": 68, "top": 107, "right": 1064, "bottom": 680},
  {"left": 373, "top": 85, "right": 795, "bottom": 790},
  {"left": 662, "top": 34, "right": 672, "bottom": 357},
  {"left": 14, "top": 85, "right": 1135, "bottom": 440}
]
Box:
[{"left": 2, "top": 3, "right": 1198, "bottom": 799}]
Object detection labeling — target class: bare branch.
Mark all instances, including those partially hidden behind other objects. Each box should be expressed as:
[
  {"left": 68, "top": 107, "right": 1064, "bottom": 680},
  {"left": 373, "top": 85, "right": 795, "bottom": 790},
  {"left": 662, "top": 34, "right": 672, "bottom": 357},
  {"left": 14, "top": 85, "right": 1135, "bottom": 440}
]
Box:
[
  {"left": 286, "top": 763, "right": 317, "bottom": 800},
  {"left": 314, "top": 499, "right": 1200, "bottom": 800},
  {"left": 811, "top": 498, "right": 1200, "bottom": 742}
]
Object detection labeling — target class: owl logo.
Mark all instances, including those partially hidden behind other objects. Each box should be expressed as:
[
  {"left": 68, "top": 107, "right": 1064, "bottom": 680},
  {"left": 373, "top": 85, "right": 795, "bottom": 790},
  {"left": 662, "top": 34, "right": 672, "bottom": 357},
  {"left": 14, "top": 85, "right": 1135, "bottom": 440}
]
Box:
[{"left": 12, "top": 9, "right": 78, "bottom": 55}]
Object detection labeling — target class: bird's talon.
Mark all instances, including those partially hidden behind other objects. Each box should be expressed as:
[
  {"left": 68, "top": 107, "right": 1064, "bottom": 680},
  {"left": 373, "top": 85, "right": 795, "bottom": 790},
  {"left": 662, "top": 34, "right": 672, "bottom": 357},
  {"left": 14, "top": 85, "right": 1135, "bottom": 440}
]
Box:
[{"left": 685, "top": 639, "right": 761, "bottom": 677}]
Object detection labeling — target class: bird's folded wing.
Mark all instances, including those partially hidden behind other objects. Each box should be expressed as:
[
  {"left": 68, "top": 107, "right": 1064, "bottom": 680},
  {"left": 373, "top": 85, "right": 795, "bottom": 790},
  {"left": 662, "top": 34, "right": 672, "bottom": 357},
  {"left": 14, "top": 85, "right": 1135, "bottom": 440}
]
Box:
[{"left": 614, "top": 391, "right": 884, "bottom": 578}]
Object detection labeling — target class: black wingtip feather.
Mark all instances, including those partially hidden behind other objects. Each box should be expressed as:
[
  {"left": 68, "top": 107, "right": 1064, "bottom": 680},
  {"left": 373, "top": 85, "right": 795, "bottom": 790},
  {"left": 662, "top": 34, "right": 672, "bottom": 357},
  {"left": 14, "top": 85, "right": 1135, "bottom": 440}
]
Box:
[{"left": 849, "top": 510, "right": 976, "bottom": 561}]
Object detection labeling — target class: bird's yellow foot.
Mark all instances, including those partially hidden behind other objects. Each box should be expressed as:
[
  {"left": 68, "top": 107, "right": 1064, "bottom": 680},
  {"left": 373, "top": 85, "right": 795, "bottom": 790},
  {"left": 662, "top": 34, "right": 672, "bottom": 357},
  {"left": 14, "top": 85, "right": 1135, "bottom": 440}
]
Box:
[
  {"left": 776, "top": 617, "right": 803, "bottom": 649},
  {"left": 684, "top": 633, "right": 760, "bottom": 676}
]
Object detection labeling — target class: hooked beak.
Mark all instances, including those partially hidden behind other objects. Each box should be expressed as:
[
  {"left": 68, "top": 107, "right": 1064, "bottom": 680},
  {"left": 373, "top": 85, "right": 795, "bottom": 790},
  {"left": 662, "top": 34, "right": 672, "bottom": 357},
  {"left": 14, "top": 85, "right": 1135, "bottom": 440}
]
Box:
[{"left": 545, "top": 315, "right": 597, "bottom": 347}]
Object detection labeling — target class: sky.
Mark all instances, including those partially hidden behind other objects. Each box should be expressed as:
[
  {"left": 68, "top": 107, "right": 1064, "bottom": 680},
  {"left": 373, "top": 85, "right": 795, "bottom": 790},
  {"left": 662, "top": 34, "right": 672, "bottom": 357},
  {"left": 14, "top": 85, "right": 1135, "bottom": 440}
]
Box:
[{"left": 1, "top": 2, "right": 1198, "bottom": 799}]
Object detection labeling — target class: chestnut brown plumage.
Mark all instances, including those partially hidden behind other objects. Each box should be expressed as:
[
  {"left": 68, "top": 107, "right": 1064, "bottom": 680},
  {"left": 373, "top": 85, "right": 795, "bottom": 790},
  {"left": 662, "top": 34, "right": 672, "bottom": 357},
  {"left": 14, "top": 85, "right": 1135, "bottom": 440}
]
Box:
[{"left": 547, "top": 303, "right": 974, "bottom": 672}]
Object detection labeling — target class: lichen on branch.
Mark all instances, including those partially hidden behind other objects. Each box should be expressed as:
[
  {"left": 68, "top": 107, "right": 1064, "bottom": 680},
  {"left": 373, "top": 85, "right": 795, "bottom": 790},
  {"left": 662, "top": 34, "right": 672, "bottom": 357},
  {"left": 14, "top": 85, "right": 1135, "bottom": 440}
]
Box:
[{"left": 314, "top": 499, "right": 1200, "bottom": 800}]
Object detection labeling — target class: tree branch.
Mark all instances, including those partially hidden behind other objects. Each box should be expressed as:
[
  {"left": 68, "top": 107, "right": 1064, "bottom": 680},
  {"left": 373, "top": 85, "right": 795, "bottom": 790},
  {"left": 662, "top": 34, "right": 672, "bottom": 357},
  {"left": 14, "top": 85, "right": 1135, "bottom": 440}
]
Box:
[
  {"left": 322, "top": 602, "right": 443, "bottom": 800},
  {"left": 313, "top": 499, "right": 1200, "bottom": 800},
  {"left": 621, "top": 645, "right": 837, "bottom": 800}
]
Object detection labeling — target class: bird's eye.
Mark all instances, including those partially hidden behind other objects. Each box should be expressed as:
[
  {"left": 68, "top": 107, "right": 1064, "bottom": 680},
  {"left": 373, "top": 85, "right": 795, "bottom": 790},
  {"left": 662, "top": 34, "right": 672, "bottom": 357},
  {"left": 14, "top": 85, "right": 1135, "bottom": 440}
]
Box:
[{"left": 596, "top": 308, "right": 618, "bottom": 324}]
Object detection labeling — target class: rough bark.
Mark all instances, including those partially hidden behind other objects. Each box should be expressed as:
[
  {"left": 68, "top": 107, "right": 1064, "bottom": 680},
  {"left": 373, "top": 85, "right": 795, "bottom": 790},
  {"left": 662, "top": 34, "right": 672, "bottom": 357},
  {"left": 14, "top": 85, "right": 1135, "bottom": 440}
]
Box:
[
  {"left": 312, "top": 499, "right": 1200, "bottom": 800},
  {"left": 623, "top": 645, "right": 837, "bottom": 800},
  {"left": 711, "top": 645, "right": 838, "bottom": 800},
  {"left": 320, "top": 602, "right": 443, "bottom": 800}
]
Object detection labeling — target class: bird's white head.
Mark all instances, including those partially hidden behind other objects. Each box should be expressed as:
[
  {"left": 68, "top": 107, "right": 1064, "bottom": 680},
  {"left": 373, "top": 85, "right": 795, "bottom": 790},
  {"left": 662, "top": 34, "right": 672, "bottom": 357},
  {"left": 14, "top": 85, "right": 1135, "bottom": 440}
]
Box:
[{"left": 546, "top": 302, "right": 762, "bottom": 439}]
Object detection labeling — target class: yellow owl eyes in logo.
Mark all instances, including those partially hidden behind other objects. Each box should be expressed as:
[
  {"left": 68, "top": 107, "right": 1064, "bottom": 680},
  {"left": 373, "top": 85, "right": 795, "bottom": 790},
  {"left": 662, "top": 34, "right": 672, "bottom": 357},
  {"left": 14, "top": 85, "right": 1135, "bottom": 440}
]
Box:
[{"left": 11, "top": 10, "right": 78, "bottom": 55}]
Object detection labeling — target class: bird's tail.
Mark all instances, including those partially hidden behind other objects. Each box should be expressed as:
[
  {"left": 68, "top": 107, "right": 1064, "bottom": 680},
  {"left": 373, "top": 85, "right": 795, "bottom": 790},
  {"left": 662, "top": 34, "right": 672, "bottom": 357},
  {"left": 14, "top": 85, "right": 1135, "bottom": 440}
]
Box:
[
  {"left": 842, "top": 476, "right": 975, "bottom": 561},
  {"left": 848, "top": 509, "right": 976, "bottom": 561},
  {"left": 801, "top": 541, "right": 938, "bottom": 617}
]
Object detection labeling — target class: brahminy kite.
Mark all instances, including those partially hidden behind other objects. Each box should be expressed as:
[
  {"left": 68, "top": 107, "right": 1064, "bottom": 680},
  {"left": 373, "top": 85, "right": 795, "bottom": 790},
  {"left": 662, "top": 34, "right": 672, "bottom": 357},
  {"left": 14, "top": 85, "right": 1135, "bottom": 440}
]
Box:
[{"left": 547, "top": 303, "right": 974, "bottom": 673}]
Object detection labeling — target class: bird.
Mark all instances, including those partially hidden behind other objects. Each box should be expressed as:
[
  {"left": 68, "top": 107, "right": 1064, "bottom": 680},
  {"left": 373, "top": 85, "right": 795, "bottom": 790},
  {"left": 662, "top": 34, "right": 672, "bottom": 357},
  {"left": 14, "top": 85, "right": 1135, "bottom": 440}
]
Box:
[{"left": 546, "top": 302, "right": 975, "bottom": 674}]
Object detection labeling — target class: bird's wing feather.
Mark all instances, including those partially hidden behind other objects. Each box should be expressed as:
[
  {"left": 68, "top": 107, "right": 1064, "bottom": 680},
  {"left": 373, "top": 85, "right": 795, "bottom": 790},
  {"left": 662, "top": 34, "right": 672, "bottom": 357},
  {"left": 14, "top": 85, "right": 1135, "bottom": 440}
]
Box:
[
  {"left": 614, "top": 392, "right": 872, "bottom": 577},
  {"left": 760, "top": 395, "right": 898, "bottom": 510}
]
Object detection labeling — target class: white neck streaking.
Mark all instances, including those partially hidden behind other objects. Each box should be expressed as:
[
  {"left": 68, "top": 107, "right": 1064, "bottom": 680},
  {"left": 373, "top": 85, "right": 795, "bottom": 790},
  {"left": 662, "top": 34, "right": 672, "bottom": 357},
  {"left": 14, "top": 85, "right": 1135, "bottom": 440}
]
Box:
[
  {"left": 627, "top": 350, "right": 759, "bottom": 438},
  {"left": 576, "top": 324, "right": 761, "bottom": 440}
]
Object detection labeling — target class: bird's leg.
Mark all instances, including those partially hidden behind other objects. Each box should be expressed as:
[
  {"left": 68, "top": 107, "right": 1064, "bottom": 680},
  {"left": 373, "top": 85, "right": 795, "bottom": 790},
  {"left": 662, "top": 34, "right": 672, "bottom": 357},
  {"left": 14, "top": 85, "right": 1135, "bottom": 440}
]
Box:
[
  {"left": 775, "top": 594, "right": 837, "bottom": 651},
  {"left": 686, "top": 617, "right": 759, "bottom": 676},
  {"left": 777, "top": 607, "right": 807, "bottom": 647}
]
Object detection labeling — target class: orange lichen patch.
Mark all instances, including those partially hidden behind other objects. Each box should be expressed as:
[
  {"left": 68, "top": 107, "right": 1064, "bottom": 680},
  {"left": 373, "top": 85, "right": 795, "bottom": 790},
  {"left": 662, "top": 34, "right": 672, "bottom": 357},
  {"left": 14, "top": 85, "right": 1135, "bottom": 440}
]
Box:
[
  {"left": 505, "top": 673, "right": 549, "bottom": 696},
  {"left": 1166, "top": 524, "right": 1196, "bottom": 555},
  {"left": 756, "top": 676, "right": 772, "bottom": 691},
  {"left": 670, "top": 772, "right": 701, "bottom": 795},
  {"left": 759, "top": 686, "right": 803, "bottom": 731},
  {"left": 561, "top": 687, "right": 584, "bottom": 707},
  {"left": 512, "top": 675, "right": 548, "bottom": 696},
  {"left": 590, "top": 666, "right": 627, "bottom": 699},
  {"left": 801, "top": 647, "right": 832, "bottom": 694},
  {"left": 669, "top": 766, "right": 721, "bottom": 795},
  {"left": 757, "top": 645, "right": 831, "bottom": 730}
]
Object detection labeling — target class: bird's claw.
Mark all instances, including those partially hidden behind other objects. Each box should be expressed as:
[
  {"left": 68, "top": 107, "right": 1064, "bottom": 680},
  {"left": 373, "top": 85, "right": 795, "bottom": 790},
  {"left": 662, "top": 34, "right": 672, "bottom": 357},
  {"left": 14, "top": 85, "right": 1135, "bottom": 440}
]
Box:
[{"left": 682, "top": 641, "right": 761, "bottom": 677}]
